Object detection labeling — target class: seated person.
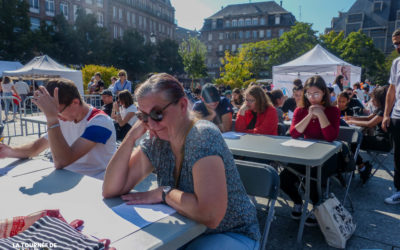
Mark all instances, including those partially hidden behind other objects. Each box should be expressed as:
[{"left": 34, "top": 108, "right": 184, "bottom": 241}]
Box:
[
  {"left": 282, "top": 84, "right": 303, "bottom": 114},
  {"left": 231, "top": 88, "right": 244, "bottom": 110},
  {"left": 102, "top": 73, "right": 260, "bottom": 249},
  {"left": 101, "top": 90, "right": 114, "bottom": 117},
  {"left": 234, "top": 85, "right": 277, "bottom": 135},
  {"left": 193, "top": 84, "right": 233, "bottom": 132},
  {"left": 337, "top": 92, "right": 354, "bottom": 117},
  {"left": 0, "top": 79, "right": 116, "bottom": 179},
  {"left": 280, "top": 75, "right": 340, "bottom": 226},
  {"left": 345, "top": 87, "right": 366, "bottom": 115},
  {"left": 112, "top": 90, "right": 137, "bottom": 141},
  {"left": 267, "top": 89, "right": 286, "bottom": 124},
  {"left": 344, "top": 86, "right": 390, "bottom": 183}
]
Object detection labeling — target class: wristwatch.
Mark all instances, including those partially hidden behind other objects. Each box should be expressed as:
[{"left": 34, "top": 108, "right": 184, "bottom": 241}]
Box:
[{"left": 162, "top": 186, "right": 172, "bottom": 203}]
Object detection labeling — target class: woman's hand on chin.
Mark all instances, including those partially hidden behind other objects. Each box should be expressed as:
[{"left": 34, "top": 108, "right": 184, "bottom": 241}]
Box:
[{"left": 121, "top": 187, "right": 163, "bottom": 205}]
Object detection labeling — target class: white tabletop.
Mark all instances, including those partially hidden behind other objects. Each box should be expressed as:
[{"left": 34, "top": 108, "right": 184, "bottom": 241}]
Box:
[
  {"left": 0, "top": 159, "right": 206, "bottom": 248},
  {"left": 225, "top": 134, "right": 342, "bottom": 166}
]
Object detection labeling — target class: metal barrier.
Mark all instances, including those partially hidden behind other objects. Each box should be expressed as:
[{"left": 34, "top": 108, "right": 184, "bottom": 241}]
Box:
[
  {"left": 23, "top": 96, "right": 41, "bottom": 117},
  {"left": 83, "top": 94, "right": 102, "bottom": 109},
  {"left": 0, "top": 96, "right": 24, "bottom": 144}
]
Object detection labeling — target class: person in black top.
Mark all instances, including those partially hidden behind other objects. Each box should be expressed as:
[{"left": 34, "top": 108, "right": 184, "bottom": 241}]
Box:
[
  {"left": 282, "top": 85, "right": 303, "bottom": 113},
  {"left": 344, "top": 87, "right": 365, "bottom": 115},
  {"left": 94, "top": 72, "right": 105, "bottom": 94},
  {"left": 100, "top": 90, "right": 113, "bottom": 117},
  {"left": 344, "top": 86, "right": 390, "bottom": 183}
]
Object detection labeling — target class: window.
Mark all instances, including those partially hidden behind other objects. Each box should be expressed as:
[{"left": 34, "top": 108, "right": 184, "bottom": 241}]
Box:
[
  {"left": 85, "top": 0, "right": 93, "bottom": 4},
  {"left": 253, "top": 30, "right": 257, "bottom": 38},
  {"left": 219, "top": 33, "right": 223, "bottom": 40},
  {"left": 30, "top": 17, "right": 40, "bottom": 30},
  {"left": 260, "top": 18, "right": 266, "bottom": 25},
  {"left": 225, "top": 32, "right": 229, "bottom": 39},
  {"left": 245, "top": 31, "right": 251, "bottom": 39},
  {"left": 96, "top": 0, "right": 103, "bottom": 7},
  {"left": 239, "top": 31, "right": 243, "bottom": 39},
  {"left": 259, "top": 30, "right": 264, "bottom": 38},
  {"left": 97, "top": 12, "right": 103, "bottom": 27},
  {"left": 60, "top": 3, "right": 69, "bottom": 20},
  {"left": 245, "top": 18, "right": 251, "bottom": 26},
  {"left": 120, "top": 27, "right": 123, "bottom": 37},
  {"left": 113, "top": 6, "right": 117, "bottom": 19},
  {"left": 85, "top": 8, "right": 92, "bottom": 15},
  {"left": 212, "top": 20, "right": 216, "bottom": 29},
  {"left": 347, "top": 13, "right": 363, "bottom": 23},
  {"left": 144, "top": 17, "right": 147, "bottom": 30},
  {"left": 266, "top": 29, "right": 271, "bottom": 38},
  {"left": 225, "top": 44, "right": 230, "bottom": 50},
  {"left": 279, "top": 29, "right": 284, "bottom": 37},
  {"left": 132, "top": 13, "right": 136, "bottom": 25},
  {"left": 275, "top": 15, "right": 280, "bottom": 25},
  {"left": 119, "top": 8, "right": 123, "bottom": 21},
  {"left": 232, "top": 44, "right": 236, "bottom": 51},
  {"left": 127, "top": 12, "right": 131, "bottom": 25},
  {"left": 207, "top": 45, "right": 212, "bottom": 52},
  {"left": 232, "top": 19, "right": 237, "bottom": 27},
  {"left": 114, "top": 25, "right": 118, "bottom": 39},
  {"left": 208, "top": 33, "right": 212, "bottom": 41},
  {"left": 73, "top": 5, "right": 78, "bottom": 21},
  {"left": 238, "top": 19, "right": 244, "bottom": 26},
  {"left": 225, "top": 20, "right": 230, "bottom": 28},
  {"left": 252, "top": 18, "right": 258, "bottom": 25},
  {"left": 45, "top": 0, "right": 55, "bottom": 16},
  {"left": 29, "top": 0, "right": 39, "bottom": 13},
  {"left": 218, "top": 44, "right": 223, "bottom": 51},
  {"left": 139, "top": 15, "right": 142, "bottom": 27},
  {"left": 239, "top": 44, "right": 243, "bottom": 49}
]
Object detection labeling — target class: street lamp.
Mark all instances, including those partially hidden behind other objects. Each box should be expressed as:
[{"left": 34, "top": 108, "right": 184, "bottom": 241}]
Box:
[{"left": 150, "top": 32, "right": 156, "bottom": 44}]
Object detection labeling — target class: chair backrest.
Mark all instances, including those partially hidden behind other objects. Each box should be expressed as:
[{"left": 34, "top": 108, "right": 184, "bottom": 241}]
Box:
[
  {"left": 235, "top": 160, "right": 280, "bottom": 200},
  {"left": 277, "top": 122, "right": 288, "bottom": 136},
  {"left": 338, "top": 126, "right": 363, "bottom": 145}
]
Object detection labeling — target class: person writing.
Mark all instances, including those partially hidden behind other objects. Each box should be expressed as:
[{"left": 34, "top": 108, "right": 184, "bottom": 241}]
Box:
[
  {"left": 103, "top": 73, "right": 260, "bottom": 249},
  {"left": 112, "top": 90, "right": 137, "bottom": 141},
  {"left": 235, "top": 85, "right": 278, "bottom": 135},
  {"left": 0, "top": 79, "right": 116, "bottom": 179},
  {"left": 280, "top": 75, "right": 340, "bottom": 226}
]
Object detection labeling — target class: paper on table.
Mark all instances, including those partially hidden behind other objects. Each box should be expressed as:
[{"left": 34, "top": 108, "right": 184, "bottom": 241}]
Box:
[
  {"left": 111, "top": 203, "right": 176, "bottom": 230},
  {"left": 281, "top": 139, "right": 315, "bottom": 148},
  {"left": 222, "top": 131, "right": 246, "bottom": 139}
]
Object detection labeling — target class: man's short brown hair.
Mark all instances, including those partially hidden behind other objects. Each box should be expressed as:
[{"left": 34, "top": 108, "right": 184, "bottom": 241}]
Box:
[{"left": 45, "top": 78, "right": 82, "bottom": 106}]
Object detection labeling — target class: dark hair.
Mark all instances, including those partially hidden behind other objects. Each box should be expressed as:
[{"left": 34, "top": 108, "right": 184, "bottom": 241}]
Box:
[
  {"left": 301, "top": 75, "right": 331, "bottom": 109},
  {"left": 267, "top": 89, "right": 284, "bottom": 106},
  {"left": 353, "top": 82, "right": 361, "bottom": 89},
  {"left": 327, "top": 87, "right": 334, "bottom": 94},
  {"left": 45, "top": 78, "right": 82, "bottom": 106},
  {"left": 345, "top": 87, "right": 353, "bottom": 91},
  {"left": 393, "top": 29, "right": 400, "bottom": 37},
  {"left": 95, "top": 72, "right": 101, "bottom": 78},
  {"left": 338, "top": 91, "right": 350, "bottom": 100},
  {"left": 2, "top": 76, "right": 11, "bottom": 84},
  {"left": 334, "top": 75, "right": 344, "bottom": 91},
  {"left": 371, "top": 85, "right": 388, "bottom": 110},
  {"left": 292, "top": 85, "right": 303, "bottom": 93},
  {"left": 118, "top": 90, "right": 134, "bottom": 108},
  {"left": 232, "top": 88, "right": 244, "bottom": 104},
  {"left": 193, "top": 88, "right": 201, "bottom": 95},
  {"left": 293, "top": 78, "right": 302, "bottom": 87},
  {"left": 135, "top": 73, "right": 185, "bottom": 104},
  {"left": 111, "top": 76, "right": 118, "bottom": 81},
  {"left": 245, "top": 85, "right": 272, "bottom": 113}
]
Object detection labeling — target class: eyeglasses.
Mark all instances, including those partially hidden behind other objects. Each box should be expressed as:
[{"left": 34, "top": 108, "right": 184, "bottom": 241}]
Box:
[
  {"left": 136, "top": 100, "right": 176, "bottom": 123},
  {"left": 305, "top": 92, "right": 322, "bottom": 99},
  {"left": 59, "top": 103, "right": 70, "bottom": 114},
  {"left": 118, "top": 74, "right": 125, "bottom": 77},
  {"left": 393, "top": 42, "right": 400, "bottom": 49}
]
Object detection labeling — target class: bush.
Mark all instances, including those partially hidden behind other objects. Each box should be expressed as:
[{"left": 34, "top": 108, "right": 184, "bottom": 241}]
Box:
[{"left": 82, "top": 65, "right": 119, "bottom": 94}]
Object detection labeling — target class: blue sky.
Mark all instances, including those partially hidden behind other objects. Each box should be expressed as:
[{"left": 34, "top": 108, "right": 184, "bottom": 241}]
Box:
[{"left": 170, "top": 0, "right": 356, "bottom": 34}]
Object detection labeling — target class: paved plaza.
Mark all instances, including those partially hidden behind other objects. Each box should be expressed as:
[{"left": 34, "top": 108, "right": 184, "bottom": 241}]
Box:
[{"left": 3, "top": 117, "right": 400, "bottom": 250}]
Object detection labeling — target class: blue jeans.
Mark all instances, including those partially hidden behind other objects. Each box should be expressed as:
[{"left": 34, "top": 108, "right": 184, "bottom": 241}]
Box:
[
  {"left": 2, "top": 92, "right": 16, "bottom": 118},
  {"left": 182, "top": 232, "right": 259, "bottom": 250}
]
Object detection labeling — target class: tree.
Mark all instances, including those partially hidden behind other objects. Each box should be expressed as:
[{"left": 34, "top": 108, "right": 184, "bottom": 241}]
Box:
[
  {"left": 319, "top": 30, "right": 345, "bottom": 56},
  {"left": 155, "top": 39, "right": 184, "bottom": 75},
  {"left": 0, "top": 0, "right": 32, "bottom": 61},
  {"left": 179, "top": 36, "right": 207, "bottom": 84}
]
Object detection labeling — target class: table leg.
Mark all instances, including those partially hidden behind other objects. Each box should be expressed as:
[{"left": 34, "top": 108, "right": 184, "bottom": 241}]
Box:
[
  {"left": 38, "top": 122, "right": 41, "bottom": 137},
  {"left": 317, "top": 165, "right": 322, "bottom": 199},
  {"left": 296, "top": 165, "right": 310, "bottom": 245}
]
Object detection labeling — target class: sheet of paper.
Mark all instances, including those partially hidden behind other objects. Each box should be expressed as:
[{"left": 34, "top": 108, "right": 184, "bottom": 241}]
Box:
[
  {"left": 111, "top": 203, "right": 176, "bottom": 229},
  {"left": 288, "top": 110, "right": 294, "bottom": 119},
  {"left": 281, "top": 139, "right": 315, "bottom": 148},
  {"left": 222, "top": 131, "right": 246, "bottom": 139}
]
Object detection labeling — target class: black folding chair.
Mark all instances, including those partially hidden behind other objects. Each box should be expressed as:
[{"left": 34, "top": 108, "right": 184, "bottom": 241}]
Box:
[{"left": 235, "top": 160, "right": 280, "bottom": 250}]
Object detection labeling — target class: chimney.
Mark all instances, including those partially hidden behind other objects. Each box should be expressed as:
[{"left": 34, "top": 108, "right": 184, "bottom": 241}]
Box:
[{"left": 280, "top": 1, "right": 283, "bottom": 6}]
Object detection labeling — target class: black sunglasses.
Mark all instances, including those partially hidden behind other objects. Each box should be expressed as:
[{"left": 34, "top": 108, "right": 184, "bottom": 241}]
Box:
[{"left": 136, "top": 100, "right": 176, "bottom": 123}]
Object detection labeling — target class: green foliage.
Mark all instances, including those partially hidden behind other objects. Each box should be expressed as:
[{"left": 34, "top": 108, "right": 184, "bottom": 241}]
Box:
[
  {"left": 319, "top": 30, "right": 345, "bottom": 56},
  {"left": 179, "top": 36, "right": 208, "bottom": 80},
  {"left": 82, "top": 65, "right": 119, "bottom": 93},
  {"left": 385, "top": 50, "right": 399, "bottom": 76},
  {"left": 156, "top": 39, "right": 184, "bottom": 75}
]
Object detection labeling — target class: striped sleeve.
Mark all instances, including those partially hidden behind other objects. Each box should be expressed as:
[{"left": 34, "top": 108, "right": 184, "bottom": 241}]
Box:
[{"left": 81, "top": 114, "right": 113, "bottom": 144}]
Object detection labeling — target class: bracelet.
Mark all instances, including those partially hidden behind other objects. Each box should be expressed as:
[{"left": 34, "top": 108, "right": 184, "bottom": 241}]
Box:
[{"left": 48, "top": 123, "right": 60, "bottom": 130}]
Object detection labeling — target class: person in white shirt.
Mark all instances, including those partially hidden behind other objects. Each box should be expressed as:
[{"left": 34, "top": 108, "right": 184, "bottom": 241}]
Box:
[
  {"left": 0, "top": 78, "right": 116, "bottom": 179},
  {"left": 14, "top": 77, "right": 30, "bottom": 107},
  {"left": 112, "top": 89, "right": 137, "bottom": 140},
  {"left": 0, "top": 76, "right": 20, "bottom": 121}
]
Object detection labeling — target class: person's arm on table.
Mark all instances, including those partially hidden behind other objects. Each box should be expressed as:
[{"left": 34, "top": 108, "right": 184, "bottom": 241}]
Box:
[
  {"left": 347, "top": 114, "right": 381, "bottom": 128},
  {"left": 0, "top": 137, "right": 48, "bottom": 159},
  {"left": 220, "top": 112, "right": 232, "bottom": 132},
  {"left": 290, "top": 108, "right": 313, "bottom": 138},
  {"left": 115, "top": 112, "right": 135, "bottom": 127}
]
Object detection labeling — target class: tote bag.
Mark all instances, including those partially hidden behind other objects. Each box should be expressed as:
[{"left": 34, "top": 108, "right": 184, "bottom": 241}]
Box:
[{"left": 314, "top": 194, "right": 356, "bottom": 249}]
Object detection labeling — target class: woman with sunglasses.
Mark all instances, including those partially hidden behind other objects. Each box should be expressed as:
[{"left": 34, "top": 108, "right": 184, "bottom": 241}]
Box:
[
  {"left": 280, "top": 75, "right": 340, "bottom": 227},
  {"left": 103, "top": 73, "right": 260, "bottom": 249},
  {"left": 112, "top": 70, "right": 132, "bottom": 95},
  {"left": 235, "top": 85, "right": 278, "bottom": 135},
  {"left": 112, "top": 90, "right": 137, "bottom": 141}
]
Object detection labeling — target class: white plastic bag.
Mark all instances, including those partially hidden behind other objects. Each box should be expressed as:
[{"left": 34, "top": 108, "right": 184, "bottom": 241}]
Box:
[{"left": 314, "top": 194, "right": 356, "bottom": 249}]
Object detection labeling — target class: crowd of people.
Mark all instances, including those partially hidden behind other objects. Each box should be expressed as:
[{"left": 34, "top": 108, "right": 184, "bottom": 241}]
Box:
[{"left": 1, "top": 28, "right": 400, "bottom": 250}]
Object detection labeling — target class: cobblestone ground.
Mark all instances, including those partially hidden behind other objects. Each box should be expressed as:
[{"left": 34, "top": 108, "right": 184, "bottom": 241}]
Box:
[{"left": 3, "top": 115, "right": 400, "bottom": 249}]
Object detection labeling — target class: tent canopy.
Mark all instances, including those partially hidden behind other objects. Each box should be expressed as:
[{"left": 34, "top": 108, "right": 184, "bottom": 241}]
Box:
[
  {"left": 0, "top": 61, "right": 23, "bottom": 77},
  {"left": 273, "top": 44, "right": 361, "bottom": 96},
  {"left": 3, "top": 55, "right": 84, "bottom": 94}
]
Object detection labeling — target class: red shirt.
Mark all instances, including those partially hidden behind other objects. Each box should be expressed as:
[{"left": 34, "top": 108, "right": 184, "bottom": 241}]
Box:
[
  {"left": 289, "top": 106, "right": 340, "bottom": 142},
  {"left": 235, "top": 106, "right": 278, "bottom": 135}
]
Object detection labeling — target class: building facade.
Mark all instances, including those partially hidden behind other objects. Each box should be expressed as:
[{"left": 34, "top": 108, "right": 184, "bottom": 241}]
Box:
[
  {"left": 200, "top": 1, "right": 295, "bottom": 78},
  {"left": 27, "top": 0, "right": 175, "bottom": 42},
  {"left": 327, "top": 0, "right": 400, "bottom": 55}
]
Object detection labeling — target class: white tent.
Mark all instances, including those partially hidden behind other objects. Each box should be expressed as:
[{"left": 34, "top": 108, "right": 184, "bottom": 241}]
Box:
[
  {"left": 3, "top": 55, "right": 84, "bottom": 94},
  {"left": 273, "top": 44, "right": 361, "bottom": 96},
  {"left": 0, "top": 61, "right": 23, "bottom": 77}
]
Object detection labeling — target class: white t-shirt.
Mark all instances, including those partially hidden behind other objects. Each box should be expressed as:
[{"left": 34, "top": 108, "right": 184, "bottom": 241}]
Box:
[
  {"left": 14, "top": 81, "right": 30, "bottom": 95},
  {"left": 332, "top": 84, "right": 341, "bottom": 97},
  {"left": 1, "top": 82, "right": 14, "bottom": 93},
  {"left": 354, "top": 89, "right": 364, "bottom": 102},
  {"left": 389, "top": 57, "right": 400, "bottom": 119},
  {"left": 44, "top": 107, "right": 116, "bottom": 179},
  {"left": 120, "top": 104, "right": 138, "bottom": 126}
]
